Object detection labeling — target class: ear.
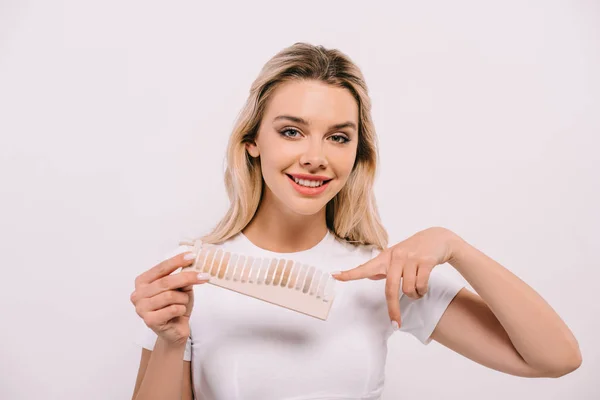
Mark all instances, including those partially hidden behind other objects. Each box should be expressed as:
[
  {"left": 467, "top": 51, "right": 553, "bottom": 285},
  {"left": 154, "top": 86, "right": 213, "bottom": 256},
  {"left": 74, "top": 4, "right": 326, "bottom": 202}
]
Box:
[{"left": 245, "top": 142, "right": 260, "bottom": 158}]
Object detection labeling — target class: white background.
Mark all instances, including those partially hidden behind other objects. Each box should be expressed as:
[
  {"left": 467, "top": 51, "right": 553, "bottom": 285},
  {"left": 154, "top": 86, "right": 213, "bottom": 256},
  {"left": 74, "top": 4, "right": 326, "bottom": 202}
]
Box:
[{"left": 1, "top": 0, "right": 598, "bottom": 399}]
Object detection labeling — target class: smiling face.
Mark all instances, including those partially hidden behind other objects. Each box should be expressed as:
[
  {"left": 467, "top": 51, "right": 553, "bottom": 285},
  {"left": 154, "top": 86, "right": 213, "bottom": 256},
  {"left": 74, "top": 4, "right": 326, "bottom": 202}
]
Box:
[{"left": 246, "top": 79, "right": 359, "bottom": 217}]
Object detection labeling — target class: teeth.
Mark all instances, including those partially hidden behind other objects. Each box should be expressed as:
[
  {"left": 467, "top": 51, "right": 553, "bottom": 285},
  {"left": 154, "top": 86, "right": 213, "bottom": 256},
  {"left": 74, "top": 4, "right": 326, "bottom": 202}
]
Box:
[{"left": 293, "top": 177, "right": 324, "bottom": 187}]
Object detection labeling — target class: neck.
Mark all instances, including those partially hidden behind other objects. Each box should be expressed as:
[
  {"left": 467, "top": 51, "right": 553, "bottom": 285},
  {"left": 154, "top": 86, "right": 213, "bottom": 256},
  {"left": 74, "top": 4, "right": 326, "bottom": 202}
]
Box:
[{"left": 242, "top": 196, "right": 329, "bottom": 253}]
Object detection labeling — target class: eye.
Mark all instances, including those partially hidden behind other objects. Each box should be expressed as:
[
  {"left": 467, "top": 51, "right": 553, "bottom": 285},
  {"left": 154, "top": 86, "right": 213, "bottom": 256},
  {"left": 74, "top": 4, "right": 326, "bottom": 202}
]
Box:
[
  {"left": 330, "top": 134, "right": 350, "bottom": 144},
  {"left": 279, "top": 128, "right": 301, "bottom": 138}
]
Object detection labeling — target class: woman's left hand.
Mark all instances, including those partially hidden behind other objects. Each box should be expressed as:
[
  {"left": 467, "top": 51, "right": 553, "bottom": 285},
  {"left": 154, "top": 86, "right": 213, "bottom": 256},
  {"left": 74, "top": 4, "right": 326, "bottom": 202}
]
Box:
[{"left": 332, "top": 226, "right": 461, "bottom": 328}]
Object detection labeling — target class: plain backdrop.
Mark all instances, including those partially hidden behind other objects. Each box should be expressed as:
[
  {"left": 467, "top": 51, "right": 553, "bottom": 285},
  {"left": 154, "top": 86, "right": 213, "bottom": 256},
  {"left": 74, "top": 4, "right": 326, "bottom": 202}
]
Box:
[{"left": 1, "top": 0, "right": 598, "bottom": 399}]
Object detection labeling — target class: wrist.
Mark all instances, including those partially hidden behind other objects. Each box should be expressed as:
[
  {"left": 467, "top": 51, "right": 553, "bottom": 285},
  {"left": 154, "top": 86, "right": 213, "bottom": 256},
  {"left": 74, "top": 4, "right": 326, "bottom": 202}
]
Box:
[
  {"left": 447, "top": 230, "right": 468, "bottom": 266},
  {"left": 156, "top": 336, "right": 188, "bottom": 354}
]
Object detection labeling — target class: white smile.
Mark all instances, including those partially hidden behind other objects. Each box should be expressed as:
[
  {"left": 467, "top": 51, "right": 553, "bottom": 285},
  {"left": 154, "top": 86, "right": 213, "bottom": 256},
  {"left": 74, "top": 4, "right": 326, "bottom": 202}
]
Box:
[{"left": 287, "top": 175, "right": 331, "bottom": 188}]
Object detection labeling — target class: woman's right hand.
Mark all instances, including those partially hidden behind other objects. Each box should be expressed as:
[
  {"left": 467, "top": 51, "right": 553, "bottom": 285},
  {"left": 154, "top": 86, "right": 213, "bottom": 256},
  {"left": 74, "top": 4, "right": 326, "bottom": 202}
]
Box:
[{"left": 130, "top": 251, "right": 211, "bottom": 346}]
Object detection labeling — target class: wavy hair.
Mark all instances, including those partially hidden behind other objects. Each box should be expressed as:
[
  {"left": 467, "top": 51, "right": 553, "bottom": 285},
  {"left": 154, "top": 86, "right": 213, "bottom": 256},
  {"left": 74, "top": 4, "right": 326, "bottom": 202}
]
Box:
[{"left": 198, "top": 42, "right": 388, "bottom": 251}]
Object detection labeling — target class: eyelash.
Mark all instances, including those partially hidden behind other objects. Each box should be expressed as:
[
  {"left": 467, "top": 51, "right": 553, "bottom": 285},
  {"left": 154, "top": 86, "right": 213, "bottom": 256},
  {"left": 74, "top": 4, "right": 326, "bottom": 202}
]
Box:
[{"left": 278, "top": 128, "right": 351, "bottom": 144}]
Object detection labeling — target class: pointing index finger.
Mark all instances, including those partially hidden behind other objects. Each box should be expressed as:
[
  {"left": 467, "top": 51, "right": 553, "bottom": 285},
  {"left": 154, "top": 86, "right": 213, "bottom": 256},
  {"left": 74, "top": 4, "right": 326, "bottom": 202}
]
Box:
[
  {"left": 332, "top": 258, "right": 381, "bottom": 282},
  {"left": 332, "top": 247, "right": 390, "bottom": 281}
]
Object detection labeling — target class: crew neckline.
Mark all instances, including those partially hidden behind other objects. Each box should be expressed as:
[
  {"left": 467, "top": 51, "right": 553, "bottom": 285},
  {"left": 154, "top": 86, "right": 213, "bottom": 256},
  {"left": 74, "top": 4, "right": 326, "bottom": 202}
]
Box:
[{"left": 238, "top": 229, "right": 332, "bottom": 257}]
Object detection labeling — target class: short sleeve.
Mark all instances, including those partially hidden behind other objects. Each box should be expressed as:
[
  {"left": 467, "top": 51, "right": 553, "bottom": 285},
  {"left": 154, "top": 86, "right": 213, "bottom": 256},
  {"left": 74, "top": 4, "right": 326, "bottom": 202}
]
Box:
[
  {"left": 398, "top": 269, "right": 464, "bottom": 344},
  {"left": 132, "top": 244, "right": 194, "bottom": 361},
  {"left": 372, "top": 247, "right": 465, "bottom": 345}
]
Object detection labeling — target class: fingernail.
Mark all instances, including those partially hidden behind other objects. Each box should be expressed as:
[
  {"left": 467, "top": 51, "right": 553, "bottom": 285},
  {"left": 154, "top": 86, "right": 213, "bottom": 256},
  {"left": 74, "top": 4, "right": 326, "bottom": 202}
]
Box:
[
  {"left": 197, "top": 272, "right": 211, "bottom": 281},
  {"left": 184, "top": 252, "right": 197, "bottom": 261},
  {"left": 391, "top": 320, "right": 400, "bottom": 331},
  {"left": 330, "top": 270, "right": 341, "bottom": 276}
]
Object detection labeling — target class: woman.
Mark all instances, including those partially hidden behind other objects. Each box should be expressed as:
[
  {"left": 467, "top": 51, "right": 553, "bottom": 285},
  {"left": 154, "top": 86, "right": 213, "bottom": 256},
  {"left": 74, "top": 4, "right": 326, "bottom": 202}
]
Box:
[{"left": 130, "top": 43, "right": 581, "bottom": 400}]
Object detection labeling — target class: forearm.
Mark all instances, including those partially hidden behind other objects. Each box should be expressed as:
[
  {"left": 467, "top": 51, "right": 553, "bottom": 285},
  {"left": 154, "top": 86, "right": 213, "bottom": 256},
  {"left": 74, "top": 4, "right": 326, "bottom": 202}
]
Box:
[
  {"left": 448, "top": 233, "right": 581, "bottom": 375},
  {"left": 134, "top": 338, "right": 187, "bottom": 400}
]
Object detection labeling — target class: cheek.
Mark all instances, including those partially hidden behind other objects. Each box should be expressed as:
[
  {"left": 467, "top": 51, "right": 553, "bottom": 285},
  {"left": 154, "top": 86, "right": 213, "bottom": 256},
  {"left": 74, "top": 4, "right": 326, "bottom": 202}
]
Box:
[
  {"left": 256, "top": 149, "right": 292, "bottom": 187},
  {"left": 333, "top": 150, "right": 358, "bottom": 178},
  {"left": 259, "top": 149, "right": 292, "bottom": 174}
]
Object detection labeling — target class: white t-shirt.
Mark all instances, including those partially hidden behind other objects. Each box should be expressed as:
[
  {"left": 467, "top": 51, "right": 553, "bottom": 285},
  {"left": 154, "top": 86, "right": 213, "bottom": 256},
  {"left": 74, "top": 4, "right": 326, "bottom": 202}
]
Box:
[{"left": 134, "top": 230, "right": 464, "bottom": 400}]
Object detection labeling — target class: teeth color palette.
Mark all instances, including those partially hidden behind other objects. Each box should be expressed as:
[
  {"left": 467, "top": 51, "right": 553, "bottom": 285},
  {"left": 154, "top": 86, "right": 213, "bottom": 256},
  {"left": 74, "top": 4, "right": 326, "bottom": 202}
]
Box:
[{"left": 179, "top": 238, "right": 337, "bottom": 320}]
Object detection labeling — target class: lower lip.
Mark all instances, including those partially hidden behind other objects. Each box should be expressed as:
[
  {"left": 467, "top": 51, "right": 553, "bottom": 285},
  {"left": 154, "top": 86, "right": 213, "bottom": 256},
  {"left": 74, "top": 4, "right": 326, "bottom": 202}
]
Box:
[{"left": 287, "top": 175, "right": 331, "bottom": 196}]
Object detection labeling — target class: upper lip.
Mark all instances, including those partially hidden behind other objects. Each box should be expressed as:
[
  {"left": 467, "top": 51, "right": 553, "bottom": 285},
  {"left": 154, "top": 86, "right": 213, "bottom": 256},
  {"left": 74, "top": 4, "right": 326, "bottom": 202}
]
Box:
[{"left": 287, "top": 173, "right": 333, "bottom": 181}]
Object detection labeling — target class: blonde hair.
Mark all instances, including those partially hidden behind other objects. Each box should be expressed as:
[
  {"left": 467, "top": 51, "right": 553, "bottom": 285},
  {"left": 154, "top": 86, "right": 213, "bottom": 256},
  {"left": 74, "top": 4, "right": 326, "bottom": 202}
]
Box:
[{"left": 199, "top": 42, "right": 388, "bottom": 251}]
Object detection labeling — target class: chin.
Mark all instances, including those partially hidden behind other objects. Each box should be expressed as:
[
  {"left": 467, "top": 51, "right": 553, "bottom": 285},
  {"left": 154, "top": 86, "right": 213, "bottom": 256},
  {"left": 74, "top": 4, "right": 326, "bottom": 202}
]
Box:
[
  {"left": 294, "top": 206, "right": 326, "bottom": 216},
  {"left": 286, "top": 197, "right": 331, "bottom": 216}
]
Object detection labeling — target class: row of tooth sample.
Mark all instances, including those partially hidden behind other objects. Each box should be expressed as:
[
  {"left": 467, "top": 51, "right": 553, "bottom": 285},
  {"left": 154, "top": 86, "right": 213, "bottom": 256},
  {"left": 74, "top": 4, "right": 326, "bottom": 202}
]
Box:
[{"left": 192, "top": 247, "right": 336, "bottom": 300}]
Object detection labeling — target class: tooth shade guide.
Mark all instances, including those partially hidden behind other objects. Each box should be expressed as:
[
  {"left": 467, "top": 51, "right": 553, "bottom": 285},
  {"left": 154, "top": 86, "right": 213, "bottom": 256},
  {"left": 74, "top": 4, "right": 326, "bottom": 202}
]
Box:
[
  {"left": 239, "top": 256, "right": 253, "bottom": 282},
  {"left": 281, "top": 260, "right": 293, "bottom": 287},
  {"left": 299, "top": 264, "right": 310, "bottom": 291},
  {"left": 218, "top": 251, "right": 229, "bottom": 279},
  {"left": 179, "top": 240, "right": 336, "bottom": 320}
]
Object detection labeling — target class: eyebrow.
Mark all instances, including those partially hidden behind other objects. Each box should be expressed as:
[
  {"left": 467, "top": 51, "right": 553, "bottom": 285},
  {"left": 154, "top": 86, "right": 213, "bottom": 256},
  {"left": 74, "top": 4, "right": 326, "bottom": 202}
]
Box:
[{"left": 273, "top": 115, "right": 357, "bottom": 131}]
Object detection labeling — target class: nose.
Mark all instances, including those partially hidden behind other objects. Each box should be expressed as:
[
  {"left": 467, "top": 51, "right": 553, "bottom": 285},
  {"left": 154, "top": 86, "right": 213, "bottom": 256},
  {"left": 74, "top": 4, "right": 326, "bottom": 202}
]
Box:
[{"left": 299, "top": 139, "right": 328, "bottom": 170}]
